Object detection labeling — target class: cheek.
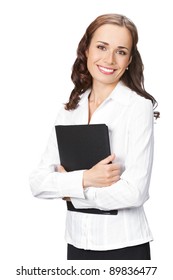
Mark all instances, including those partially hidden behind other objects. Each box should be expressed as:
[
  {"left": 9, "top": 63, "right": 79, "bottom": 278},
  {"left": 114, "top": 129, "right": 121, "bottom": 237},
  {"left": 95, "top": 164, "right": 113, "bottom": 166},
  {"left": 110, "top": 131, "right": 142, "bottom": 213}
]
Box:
[
  {"left": 118, "top": 57, "right": 130, "bottom": 68},
  {"left": 88, "top": 55, "right": 98, "bottom": 64},
  {"left": 87, "top": 54, "right": 100, "bottom": 71},
  {"left": 87, "top": 48, "right": 102, "bottom": 62}
]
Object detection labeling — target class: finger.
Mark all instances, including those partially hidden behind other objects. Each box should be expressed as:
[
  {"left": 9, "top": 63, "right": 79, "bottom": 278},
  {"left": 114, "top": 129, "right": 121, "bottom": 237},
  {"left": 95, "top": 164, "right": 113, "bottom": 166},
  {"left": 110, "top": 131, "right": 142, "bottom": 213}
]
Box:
[
  {"left": 98, "top": 153, "right": 115, "bottom": 165},
  {"left": 108, "top": 163, "right": 121, "bottom": 172},
  {"left": 62, "top": 197, "right": 71, "bottom": 201},
  {"left": 57, "top": 164, "right": 66, "bottom": 173},
  {"left": 103, "top": 163, "right": 121, "bottom": 175},
  {"left": 108, "top": 170, "right": 121, "bottom": 177},
  {"left": 105, "top": 175, "right": 120, "bottom": 186},
  {"left": 98, "top": 174, "right": 121, "bottom": 187},
  {"left": 112, "top": 175, "right": 120, "bottom": 184}
]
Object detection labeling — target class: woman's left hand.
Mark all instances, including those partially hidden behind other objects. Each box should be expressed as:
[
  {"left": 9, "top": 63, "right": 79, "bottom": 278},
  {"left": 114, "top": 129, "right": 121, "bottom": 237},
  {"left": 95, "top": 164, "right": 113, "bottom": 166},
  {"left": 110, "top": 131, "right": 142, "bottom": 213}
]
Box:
[{"left": 57, "top": 165, "right": 67, "bottom": 173}]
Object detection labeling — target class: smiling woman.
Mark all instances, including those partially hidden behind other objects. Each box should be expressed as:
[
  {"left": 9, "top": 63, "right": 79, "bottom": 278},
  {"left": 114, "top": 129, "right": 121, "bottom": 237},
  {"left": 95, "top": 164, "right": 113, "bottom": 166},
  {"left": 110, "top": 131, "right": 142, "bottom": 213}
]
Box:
[
  {"left": 30, "top": 13, "right": 159, "bottom": 260},
  {"left": 65, "top": 14, "right": 159, "bottom": 119},
  {"left": 85, "top": 24, "right": 132, "bottom": 109}
]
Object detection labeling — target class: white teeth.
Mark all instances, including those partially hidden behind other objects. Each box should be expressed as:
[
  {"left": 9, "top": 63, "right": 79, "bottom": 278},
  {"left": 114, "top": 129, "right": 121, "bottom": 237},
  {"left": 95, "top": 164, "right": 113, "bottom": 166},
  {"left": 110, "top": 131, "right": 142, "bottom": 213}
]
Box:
[{"left": 99, "top": 66, "right": 114, "bottom": 73}]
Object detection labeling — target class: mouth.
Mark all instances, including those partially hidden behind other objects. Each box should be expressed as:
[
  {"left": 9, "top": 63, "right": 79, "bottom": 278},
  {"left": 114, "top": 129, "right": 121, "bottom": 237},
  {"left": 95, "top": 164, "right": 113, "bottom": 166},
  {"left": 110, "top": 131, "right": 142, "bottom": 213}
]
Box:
[{"left": 97, "top": 65, "right": 116, "bottom": 75}]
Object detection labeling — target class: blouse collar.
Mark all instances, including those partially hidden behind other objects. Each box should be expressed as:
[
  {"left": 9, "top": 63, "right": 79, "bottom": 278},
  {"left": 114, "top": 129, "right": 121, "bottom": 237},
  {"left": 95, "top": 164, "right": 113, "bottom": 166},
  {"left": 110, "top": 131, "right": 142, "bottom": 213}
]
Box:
[{"left": 78, "top": 81, "right": 133, "bottom": 107}]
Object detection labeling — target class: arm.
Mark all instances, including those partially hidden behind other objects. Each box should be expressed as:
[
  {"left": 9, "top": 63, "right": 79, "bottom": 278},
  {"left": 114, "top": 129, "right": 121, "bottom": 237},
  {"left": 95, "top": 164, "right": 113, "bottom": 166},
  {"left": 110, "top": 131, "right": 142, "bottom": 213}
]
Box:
[
  {"left": 60, "top": 153, "right": 121, "bottom": 201},
  {"left": 71, "top": 99, "right": 154, "bottom": 210},
  {"left": 29, "top": 111, "right": 85, "bottom": 200}
]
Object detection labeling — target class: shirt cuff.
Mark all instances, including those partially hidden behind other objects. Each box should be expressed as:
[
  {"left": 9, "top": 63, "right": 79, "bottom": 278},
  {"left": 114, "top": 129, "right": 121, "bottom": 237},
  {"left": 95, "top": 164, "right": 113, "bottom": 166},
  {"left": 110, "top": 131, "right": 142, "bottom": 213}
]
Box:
[
  {"left": 41, "top": 170, "right": 86, "bottom": 199},
  {"left": 71, "top": 187, "right": 97, "bottom": 209}
]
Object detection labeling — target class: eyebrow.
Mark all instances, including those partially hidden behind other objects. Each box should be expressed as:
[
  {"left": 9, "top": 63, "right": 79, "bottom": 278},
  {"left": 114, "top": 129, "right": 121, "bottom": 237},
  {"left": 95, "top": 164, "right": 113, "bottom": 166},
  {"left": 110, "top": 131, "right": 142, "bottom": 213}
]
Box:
[{"left": 97, "top": 41, "right": 129, "bottom": 51}]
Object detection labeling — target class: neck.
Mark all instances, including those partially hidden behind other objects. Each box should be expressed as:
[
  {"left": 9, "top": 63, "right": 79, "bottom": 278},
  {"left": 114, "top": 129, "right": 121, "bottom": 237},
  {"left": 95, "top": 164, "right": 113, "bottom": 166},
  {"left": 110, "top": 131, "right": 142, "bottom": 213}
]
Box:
[{"left": 89, "top": 81, "right": 118, "bottom": 105}]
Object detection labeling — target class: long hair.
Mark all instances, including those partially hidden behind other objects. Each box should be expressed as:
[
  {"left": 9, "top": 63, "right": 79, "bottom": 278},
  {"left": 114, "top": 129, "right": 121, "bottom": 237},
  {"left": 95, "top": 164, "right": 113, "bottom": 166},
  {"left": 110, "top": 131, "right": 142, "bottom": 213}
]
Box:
[{"left": 65, "top": 14, "right": 159, "bottom": 119}]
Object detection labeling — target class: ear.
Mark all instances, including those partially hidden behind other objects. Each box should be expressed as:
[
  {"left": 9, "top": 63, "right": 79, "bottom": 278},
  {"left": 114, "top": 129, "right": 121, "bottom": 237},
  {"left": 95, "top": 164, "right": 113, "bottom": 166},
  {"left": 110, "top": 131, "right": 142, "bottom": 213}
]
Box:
[{"left": 85, "top": 49, "right": 88, "bottom": 58}]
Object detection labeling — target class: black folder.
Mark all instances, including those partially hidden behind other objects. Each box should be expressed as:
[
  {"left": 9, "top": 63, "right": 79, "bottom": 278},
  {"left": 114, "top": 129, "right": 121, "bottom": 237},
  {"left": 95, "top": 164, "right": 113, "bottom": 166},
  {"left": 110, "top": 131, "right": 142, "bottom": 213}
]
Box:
[
  {"left": 55, "top": 124, "right": 118, "bottom": 215},
  {"left": 55, "top": 124, "right": 111, "bottom": 171}
]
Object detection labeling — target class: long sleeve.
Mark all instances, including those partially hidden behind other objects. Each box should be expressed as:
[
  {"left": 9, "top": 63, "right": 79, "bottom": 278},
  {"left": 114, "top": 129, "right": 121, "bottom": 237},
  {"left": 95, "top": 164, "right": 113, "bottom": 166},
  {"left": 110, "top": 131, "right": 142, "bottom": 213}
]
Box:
[
  {"left": 29, "top": 84, "right": 154, "bottom": 250},
  {"left": 71, "top": 99, "right": 154, "bottom": 210},
  {"left": 29, "top": 109, "right": 85, "bottom": 200}
]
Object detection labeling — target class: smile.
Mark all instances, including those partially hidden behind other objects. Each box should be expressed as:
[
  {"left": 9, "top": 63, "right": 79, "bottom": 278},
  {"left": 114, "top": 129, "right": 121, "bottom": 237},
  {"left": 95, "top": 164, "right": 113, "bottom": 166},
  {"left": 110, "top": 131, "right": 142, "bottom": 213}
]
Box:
[{"left": 97, "top": 65, "right": 116, "bottom": 75}]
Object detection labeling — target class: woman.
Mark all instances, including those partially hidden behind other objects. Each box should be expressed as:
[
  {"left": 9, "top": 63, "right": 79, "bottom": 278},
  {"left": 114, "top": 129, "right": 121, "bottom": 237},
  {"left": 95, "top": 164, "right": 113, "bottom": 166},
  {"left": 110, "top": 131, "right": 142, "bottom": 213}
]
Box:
[{"left": 30, "top": 14, "right": 159, "bottom": 260}]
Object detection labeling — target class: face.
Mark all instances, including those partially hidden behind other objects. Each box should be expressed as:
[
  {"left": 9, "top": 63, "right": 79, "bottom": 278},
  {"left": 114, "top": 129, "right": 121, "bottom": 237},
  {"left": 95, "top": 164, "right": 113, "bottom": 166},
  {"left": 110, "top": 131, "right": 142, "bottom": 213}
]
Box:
[{"left": 86, "top": 24, "right": 132, "bottom": 88}]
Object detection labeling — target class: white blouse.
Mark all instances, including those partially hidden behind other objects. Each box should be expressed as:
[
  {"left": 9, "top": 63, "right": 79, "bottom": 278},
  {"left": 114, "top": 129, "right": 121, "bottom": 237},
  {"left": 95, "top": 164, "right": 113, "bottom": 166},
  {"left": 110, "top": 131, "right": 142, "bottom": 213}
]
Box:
[{"left": 30, "top": 81, "right": 154, "bottom": 250}]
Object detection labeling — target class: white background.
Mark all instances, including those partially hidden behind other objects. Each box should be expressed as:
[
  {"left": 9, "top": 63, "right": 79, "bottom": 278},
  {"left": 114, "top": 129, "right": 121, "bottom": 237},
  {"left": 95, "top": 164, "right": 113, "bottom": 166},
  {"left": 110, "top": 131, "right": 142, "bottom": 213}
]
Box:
[{"left": 0, "top": 0, "right": 172, "bottom": 279}]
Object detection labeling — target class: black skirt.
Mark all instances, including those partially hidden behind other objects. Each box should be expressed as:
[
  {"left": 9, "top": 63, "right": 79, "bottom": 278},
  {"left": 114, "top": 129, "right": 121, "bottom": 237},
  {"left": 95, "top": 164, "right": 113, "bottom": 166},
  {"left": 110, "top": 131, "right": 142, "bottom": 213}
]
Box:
[{"left": 67, "top": 242, "right": 151, "bottom": 260}]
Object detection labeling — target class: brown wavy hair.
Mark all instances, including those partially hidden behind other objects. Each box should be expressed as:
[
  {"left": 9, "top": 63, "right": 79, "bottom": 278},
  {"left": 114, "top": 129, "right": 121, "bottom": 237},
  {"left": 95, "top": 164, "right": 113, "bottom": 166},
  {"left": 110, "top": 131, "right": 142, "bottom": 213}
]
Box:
[{"left": 65, "top": 14, "right": 160, "bottom": 119}]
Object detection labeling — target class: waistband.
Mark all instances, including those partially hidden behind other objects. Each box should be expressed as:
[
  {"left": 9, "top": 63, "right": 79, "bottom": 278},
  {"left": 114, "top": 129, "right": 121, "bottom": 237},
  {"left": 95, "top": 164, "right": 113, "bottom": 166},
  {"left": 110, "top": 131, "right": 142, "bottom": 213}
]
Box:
[{"left": 66, "top": 201, "right": 118, "bottom": 215}]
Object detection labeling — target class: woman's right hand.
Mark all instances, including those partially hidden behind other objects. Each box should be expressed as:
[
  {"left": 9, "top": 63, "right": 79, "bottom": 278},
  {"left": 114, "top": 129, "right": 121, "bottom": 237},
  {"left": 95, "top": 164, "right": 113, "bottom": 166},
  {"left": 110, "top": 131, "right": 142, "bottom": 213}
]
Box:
[{"left": 83, "top": 154, "right": 121, "bottom": 188}]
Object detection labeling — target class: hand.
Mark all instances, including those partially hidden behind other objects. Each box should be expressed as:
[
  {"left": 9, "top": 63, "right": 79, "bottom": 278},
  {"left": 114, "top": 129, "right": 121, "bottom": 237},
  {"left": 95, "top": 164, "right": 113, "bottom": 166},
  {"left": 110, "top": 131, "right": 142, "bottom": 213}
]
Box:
[
  {"left": 83, "top": 154, "right": 121, "bottom": 188},
  {"left": 62, "top": 197, "right": 71, "bottom": 201},
  {"left": 57, "top": 164, "right": 66, "bottom": 173},
  {"left": 57, "top": 164, "right": 71, "bottom": 201}
]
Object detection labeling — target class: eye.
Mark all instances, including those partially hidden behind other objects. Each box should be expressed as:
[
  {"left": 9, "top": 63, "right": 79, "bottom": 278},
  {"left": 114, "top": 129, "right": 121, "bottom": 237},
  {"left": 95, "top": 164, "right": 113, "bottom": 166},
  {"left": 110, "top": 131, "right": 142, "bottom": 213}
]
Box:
[
  {"left": 97, "top": 45, "right": 107, "bottom": 51},
  {"left": 116, "top": 50, "right": 127, "bottom": 55}
]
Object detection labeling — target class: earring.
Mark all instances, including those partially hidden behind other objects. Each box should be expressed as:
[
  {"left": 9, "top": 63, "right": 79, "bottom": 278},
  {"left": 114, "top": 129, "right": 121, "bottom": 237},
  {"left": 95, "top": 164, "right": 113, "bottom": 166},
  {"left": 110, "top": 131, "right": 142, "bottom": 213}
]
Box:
[{"left": 126, "top": 67, "right": 128, "bottom": 70}]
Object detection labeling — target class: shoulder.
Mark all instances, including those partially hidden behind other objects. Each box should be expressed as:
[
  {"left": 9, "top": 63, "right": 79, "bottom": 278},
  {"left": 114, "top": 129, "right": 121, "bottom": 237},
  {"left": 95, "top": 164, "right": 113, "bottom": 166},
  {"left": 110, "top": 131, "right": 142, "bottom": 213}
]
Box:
[
  {"left": 116, "top": 82, "right": 154, "bottom": 123},
  {"left": 112, "top": 82, "right": 152, "bottom": 112},
  {"left": 54, "top": 92, "right": 89, "bottom": 125},
  {"left": 54, "top": 104, "right": 73, "bottom": 125},
  {"left": 129, "top": 91, "right": 153, "bottom": 116},
  {"left": 118, "top": 82, "right": 153, "bottom": 112},
  {"left": 127, "top": 92, "right": 154, "bottom": 128}
]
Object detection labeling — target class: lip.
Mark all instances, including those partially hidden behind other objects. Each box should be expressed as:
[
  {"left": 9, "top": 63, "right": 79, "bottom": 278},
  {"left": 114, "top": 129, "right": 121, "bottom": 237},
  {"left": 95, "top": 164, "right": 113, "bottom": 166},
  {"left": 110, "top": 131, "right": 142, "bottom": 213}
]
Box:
[{"left": 97, "top": 65, "right": 116, "bottom": 75}]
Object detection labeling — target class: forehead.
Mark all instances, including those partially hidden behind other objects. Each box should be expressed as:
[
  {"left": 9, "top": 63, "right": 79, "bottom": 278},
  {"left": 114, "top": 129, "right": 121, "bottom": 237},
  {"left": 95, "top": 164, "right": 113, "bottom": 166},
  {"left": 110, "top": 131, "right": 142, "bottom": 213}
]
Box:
[{"left": 91, "top": 24, "right": 132, "bottom": 48}]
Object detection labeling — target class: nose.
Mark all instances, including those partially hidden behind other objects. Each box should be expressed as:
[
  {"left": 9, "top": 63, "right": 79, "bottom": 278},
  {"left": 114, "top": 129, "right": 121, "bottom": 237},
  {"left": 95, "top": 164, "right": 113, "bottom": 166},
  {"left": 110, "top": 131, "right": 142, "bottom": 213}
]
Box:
[{"left": 104, "top": 50, "right": 115, "bottom": 65}]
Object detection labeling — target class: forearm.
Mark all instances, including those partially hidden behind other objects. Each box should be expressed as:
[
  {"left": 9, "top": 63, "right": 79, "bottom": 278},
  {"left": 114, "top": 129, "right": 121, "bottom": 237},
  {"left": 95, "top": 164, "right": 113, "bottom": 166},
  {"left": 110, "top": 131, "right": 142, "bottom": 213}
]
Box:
[
  {"left": 71, "top": 174, "right": 150, "bottom": 211},
  {"left": 30, "top": 166, "right": 85, "bottom": 199}
]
